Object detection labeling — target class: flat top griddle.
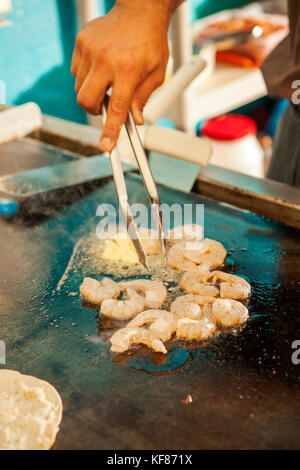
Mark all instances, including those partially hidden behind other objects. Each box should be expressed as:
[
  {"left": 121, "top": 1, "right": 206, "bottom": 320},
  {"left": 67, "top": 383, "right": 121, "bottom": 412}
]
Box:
[{"left": 0, "top": 140, "right": 299, "bottom": 450}]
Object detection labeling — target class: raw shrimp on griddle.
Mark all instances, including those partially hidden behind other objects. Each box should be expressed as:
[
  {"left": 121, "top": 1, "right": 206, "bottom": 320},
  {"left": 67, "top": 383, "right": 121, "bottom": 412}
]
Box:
[
  {"left": 80, "top": 277, "right": 120, "bottom": 304},
  {"left": 127, "top": 310, "right": 177, "bottom": 341},
  {"left": 138, "top": 228, "right": 160, "bottom": 255},
  {"left": 119, "top": 279, "right": 167, "bottom": 309},
  {"left": 180, "top": 265, "right": 250, "bottom": 299},
  {"left": 170, "top": 294, "right": 216, "bottom": 320},
  {"left": 100, "top": 288, "right": 145, "bottom": 319},
  {"left": 212, "top": 299, "right": 249, "bottom": 326},
  {"left": 167, "top": 239, "right": 226, "bottom": 272},
  {"left": 209, "top": 271, "right": 251, "bottom": 300},
  {"left": 110, "top": 327, "right": 167, "bottom": 354},
  {"left": 180, "top": 264, "right": 219, "bottom": 296},
  {"left": 176, "top": 304, "right": 217, "bottom": 340},
  {"left": 183, "top": 239, "right": 227, "bottom": 269},
  {"left": 167, "top": 242, "right": 199, "bottom": 272}
]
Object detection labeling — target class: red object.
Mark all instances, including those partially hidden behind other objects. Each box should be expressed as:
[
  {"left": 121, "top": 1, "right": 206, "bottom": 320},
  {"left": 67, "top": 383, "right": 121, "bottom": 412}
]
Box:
[
  {"left": 216, "top": 51, "right": 258, "bottom": 68},
  {"left": 202, "top": 115, "right": 257, "bottom": 141}
]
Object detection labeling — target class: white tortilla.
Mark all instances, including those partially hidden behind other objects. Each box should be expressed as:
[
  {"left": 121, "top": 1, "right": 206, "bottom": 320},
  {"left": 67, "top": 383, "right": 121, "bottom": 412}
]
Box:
[{"left": 0, "top": 370, "right": 63, "bottom": 450}]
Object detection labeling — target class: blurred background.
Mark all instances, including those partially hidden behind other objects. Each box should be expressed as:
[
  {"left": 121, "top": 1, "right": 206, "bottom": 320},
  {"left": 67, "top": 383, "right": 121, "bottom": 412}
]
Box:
[{"left": 0, "top": 0, "right": 289, "bottom": 179}]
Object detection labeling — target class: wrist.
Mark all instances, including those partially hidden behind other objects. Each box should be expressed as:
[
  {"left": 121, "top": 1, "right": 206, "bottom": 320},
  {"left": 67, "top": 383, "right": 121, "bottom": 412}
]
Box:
[{"left": 114, "top": 0, "right": 180, "bottom": 21}]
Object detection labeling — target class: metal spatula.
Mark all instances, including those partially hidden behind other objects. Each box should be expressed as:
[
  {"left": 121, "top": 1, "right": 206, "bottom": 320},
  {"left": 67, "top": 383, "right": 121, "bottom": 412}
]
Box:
[{"left": 0, "top": 154, "right": 134, "bottom": 215}]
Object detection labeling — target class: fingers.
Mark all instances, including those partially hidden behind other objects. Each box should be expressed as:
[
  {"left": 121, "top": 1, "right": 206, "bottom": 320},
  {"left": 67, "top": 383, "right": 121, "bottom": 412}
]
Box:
[
  {"left": 71, "top": 49, "right": 81, "bottom": 78},
  {"left": 98, "top": 68, "right": 165, "bottom": 151},
  {"left": 131, "top": 68, "right": 165, "bottom": 125},
  {"left": 71, "top": 38, "right": 81, "bottom": 77},
  {"left": 77, "top": 68, "right": 110, "bottom": 115},
  {"left": 71, "top": 33, "right": 83, "bottom": 77},
  {"left": 74, "top": 63, "right": 165, "bottom": 151},
  {"left": 99, "top": 76, "right": 139, "bottom": 152},
  {"left": 75, "top": 58, "right": 91, "bottom": 94}
]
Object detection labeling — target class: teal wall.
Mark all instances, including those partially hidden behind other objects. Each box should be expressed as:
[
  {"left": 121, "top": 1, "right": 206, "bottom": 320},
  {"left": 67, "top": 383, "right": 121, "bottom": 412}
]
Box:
[
  {"left": 190, "top": 0, "right": 253, "bottom": 21},
  {"left": 0, "top": 0, "right": 250, "bottom": 124},
  {"left": 0, "top": 0, "right": 86, "bottom": 123}
]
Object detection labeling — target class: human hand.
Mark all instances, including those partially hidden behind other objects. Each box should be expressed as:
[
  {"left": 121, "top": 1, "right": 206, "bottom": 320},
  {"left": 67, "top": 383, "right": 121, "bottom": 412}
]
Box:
[{"left": 72, "top": 0, "right": 177, "bottom": 152}]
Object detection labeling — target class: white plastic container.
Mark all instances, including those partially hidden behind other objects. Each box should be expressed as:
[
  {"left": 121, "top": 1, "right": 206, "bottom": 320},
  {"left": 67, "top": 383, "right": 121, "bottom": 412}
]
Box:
[
  {"left": 0, "top": 103, "right": 42, "bottom": 144},
  {"left": 201, "top": 114, "right": 264, "bottom": 178}
]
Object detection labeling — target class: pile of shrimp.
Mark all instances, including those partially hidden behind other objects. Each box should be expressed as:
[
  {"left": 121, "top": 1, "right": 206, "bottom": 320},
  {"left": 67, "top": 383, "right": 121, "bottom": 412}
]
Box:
[
  {"left": 79, "top": 225, "right": 251, "bottom": 355},
  {"left": 80, "top": 277, "right": 167, "bottom": 320}
]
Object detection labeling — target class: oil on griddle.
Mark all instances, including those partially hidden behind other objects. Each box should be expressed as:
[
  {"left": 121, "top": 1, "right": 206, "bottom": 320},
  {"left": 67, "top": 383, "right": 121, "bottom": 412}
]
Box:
[{"left": 1, "top": 158, "right": 300, "bottom": 449}]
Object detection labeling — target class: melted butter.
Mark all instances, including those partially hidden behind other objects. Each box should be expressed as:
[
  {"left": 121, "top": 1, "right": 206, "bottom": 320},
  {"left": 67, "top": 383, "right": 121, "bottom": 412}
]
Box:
[{"left": 102, "top": 233, "right": 140, "bottom": 265}]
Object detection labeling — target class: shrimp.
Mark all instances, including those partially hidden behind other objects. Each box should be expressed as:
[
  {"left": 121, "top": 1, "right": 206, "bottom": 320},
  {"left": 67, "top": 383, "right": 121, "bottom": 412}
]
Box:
[
  {"left": 170, "top": 294, "right": 216, "bottom": 320},
  {"left": 127, "top": 310, "right": 177, "bottom": 341},
  {"left": 176, "top": 304, "right": 217, "bottom": 340},
  {"left": 183, "top": 239, "right": 227, "bottom": 269},
  {"left": 149, "top": 318, "right": 175, "bottom": 342},
  {"left": 209, "top": 271, "right": 251, "bottom": 300},
  {"left": 80, "top": 277, "right": 120, "bottom": 305},
  {"left": 168, "top": 224, "right": 203, "bottom": 245},
  {"left": 180, "top": 265, "right": 219, "bottom": 296},
  {"left": 180, "top": 265, "right": 250, "bottom": 299},
  {"left": 167, "top": 243, "right": 198, "bottom": 272},
  {"left": 119, "top": 279, "right": 167, "bottom": 309},
  {"left": 212, "top": 299, "right": 249, "bottom": 326},
  {"left": 100, "top": 288, "right": 145, "bottom": 319},
  {"left": 138, "top": 228, "right": 160, "bottom": 255},
  {"left": 110, "top": 327, "right": 167, "bottom": 354}
]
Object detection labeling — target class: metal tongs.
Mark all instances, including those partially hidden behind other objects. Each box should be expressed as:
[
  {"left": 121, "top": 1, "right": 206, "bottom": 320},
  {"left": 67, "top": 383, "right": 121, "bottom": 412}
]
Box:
[{"left": 102, "top": 93, "right": 167, "bottom": 270}]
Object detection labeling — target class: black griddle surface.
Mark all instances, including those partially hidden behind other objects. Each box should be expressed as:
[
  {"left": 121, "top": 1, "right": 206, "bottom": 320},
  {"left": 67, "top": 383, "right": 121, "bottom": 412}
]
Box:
[{"left": 0, "top": 153, "right": 299, "bottom": 449}]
